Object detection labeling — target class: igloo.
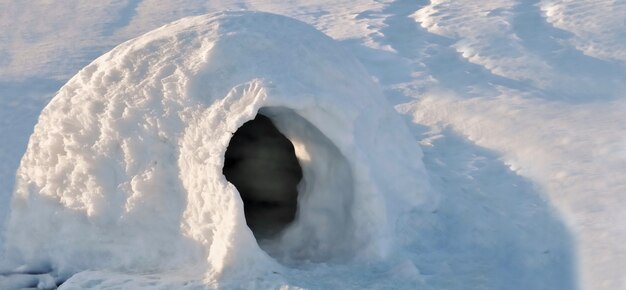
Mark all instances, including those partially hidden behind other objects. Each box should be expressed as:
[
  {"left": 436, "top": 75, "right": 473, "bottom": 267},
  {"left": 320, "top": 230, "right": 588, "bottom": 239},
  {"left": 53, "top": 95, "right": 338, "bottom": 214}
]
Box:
[{"left": 2, "top": 11, "right": 435, "bottom": 286}]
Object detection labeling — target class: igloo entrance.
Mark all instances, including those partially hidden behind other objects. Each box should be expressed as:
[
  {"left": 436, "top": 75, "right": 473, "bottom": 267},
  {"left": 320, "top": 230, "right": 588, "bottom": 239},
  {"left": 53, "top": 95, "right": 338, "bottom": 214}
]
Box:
[{"left": 223, "top": 114, "right": 303, "bottom": 240}]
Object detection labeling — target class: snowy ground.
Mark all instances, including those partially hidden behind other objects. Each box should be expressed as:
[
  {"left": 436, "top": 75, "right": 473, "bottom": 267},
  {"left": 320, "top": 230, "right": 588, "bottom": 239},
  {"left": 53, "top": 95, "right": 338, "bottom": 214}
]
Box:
[{"left": 1, "top": 1, "right": 625, "bottom": 289}]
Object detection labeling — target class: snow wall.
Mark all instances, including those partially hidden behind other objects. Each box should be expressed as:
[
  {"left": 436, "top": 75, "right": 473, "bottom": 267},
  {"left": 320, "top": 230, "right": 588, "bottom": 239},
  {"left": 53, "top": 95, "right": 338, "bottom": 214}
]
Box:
[{"left": 1, "top": 11, "right": 435, "bottom": 284}]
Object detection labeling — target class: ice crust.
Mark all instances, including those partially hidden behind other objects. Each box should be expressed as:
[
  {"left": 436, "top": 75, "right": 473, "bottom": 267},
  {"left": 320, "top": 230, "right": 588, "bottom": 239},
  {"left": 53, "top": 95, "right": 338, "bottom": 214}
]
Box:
[{"left": 1, "top": 11, "right": 433, "bottom": 286}]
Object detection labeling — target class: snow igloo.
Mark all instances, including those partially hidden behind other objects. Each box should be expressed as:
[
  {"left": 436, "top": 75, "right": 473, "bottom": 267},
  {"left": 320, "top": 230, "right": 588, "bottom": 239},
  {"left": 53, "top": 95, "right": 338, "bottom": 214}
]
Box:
[{"left": 2, "top": 11, "right": 434, "bottom": 284}]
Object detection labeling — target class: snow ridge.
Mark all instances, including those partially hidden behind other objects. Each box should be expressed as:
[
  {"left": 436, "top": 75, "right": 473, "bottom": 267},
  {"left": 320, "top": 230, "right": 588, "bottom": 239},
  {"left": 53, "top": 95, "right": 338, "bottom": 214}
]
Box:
[{"left": 540, "top": 0, "right": 626, "bottom": 63}]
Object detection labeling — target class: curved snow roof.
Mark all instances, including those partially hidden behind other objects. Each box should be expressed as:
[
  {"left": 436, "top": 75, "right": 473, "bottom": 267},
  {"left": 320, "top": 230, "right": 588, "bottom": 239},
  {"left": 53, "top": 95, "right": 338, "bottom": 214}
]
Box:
[{"left": 4, "top": 11, "right": 434, "bottom": 284}]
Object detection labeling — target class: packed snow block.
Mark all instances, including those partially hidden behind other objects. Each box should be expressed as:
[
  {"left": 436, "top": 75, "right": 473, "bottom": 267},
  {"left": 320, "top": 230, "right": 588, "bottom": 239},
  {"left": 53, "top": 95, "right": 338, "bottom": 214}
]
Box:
[{"left": 2, "top": 11, "right": 435, "bottom": 282}]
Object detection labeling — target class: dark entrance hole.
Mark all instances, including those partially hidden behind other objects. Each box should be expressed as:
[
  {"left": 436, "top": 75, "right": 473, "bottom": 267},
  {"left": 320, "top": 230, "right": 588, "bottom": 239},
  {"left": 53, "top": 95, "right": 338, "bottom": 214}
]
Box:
[{"left": 223, "top": 114, "right": 303, "bottom": 240}]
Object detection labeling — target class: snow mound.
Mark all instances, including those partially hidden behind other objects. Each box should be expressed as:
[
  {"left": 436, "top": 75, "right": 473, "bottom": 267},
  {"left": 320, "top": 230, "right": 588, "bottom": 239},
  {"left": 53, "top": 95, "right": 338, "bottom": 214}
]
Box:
[{"left": 1, "top": 11, "right": 434, "bottom": 286}]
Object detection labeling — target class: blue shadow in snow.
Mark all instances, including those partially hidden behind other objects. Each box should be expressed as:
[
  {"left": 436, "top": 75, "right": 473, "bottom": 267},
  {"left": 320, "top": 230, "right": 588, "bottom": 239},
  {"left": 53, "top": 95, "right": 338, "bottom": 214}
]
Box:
[
  {"left": 400, "top": 125, "right": 577, "bottom": 290},
  {"left": 0, "top": 77, "right": 63, "bottom": 248}
]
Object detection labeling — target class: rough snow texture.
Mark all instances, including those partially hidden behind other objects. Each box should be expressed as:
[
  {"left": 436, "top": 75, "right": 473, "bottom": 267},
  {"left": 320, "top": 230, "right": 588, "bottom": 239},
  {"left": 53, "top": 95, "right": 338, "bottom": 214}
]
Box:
[
  {"left": 413, "top": 0, "right": 554, "bottom": 86},
  {"left": 540, "top": 0, "right": 626, "bottom": 63},
  {"left": 408, "top": 2, "right": 626, "bottom": 289},
  {"left": 2, "top": 0, "right": 624, "bottom": 289},
  {"left": 1, "top": 11, "right": 433, "bottom": 288}
]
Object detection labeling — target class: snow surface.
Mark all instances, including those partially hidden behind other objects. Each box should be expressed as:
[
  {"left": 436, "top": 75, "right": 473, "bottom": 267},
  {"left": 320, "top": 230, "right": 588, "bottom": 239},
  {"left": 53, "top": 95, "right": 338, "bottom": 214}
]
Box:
[
  {"left": 2, "top": 11, "right": 435, "bottom": 289},
  {"left": 0, "top": 0, "right": 624, "bottom": 289}
]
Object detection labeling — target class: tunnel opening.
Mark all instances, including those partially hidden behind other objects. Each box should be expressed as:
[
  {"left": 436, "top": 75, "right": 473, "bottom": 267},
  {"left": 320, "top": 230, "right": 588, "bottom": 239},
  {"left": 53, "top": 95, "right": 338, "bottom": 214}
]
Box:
[{"left": 223, "top": 114, "right": 303, "bottom": 240}]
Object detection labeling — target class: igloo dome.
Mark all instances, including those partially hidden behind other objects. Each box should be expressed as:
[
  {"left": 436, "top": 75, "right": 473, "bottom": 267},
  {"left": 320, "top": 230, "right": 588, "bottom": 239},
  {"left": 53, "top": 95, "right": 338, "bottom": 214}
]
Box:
[{"left": 2, "top": 11, "right": 435, "bottom": 286}]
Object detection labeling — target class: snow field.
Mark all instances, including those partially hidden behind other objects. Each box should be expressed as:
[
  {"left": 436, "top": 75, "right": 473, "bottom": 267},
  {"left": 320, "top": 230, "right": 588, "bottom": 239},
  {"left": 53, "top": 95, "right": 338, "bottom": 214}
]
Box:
[{"left": 1, "top": 0, "right": 625, "bottom": 289}]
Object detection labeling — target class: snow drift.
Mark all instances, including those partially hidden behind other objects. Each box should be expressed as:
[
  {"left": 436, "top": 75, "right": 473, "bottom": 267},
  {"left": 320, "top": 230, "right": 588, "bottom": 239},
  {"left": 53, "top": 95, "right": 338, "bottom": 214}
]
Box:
[{"left": 1, "top": 11, "right": 434, "bottom": 286}]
